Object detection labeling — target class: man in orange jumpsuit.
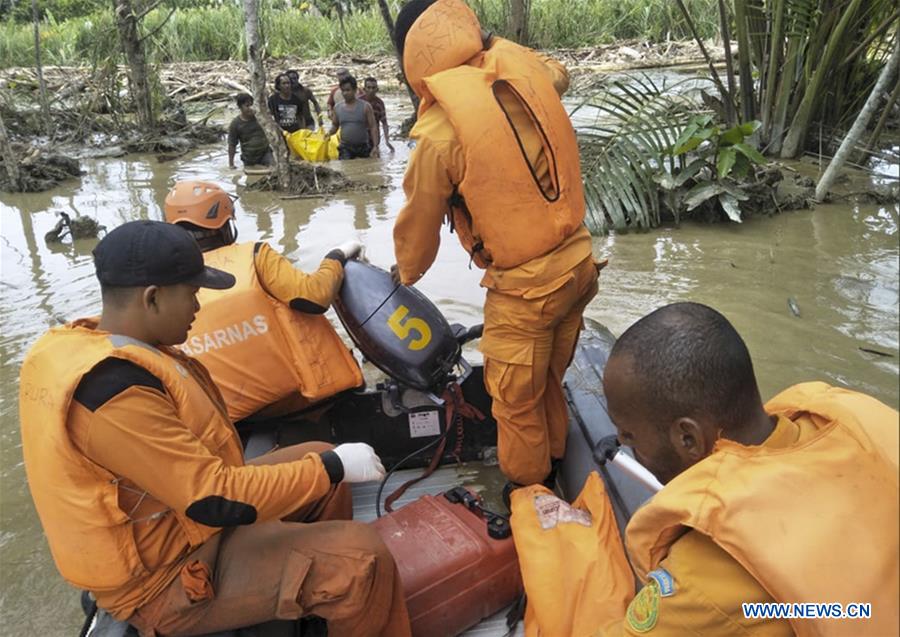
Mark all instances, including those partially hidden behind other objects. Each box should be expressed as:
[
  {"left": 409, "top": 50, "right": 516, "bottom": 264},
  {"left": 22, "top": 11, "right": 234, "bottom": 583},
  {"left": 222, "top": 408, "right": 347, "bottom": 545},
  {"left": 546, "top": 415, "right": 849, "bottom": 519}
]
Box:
[
  {"left": 510, "top": 302, "right": 899, "bottom": 636},
  {"left": 19, "top": 221, "right": 411, "bottom": 637},
  {"left": 164, "top": 181, "right": 364, "bottom": 423},
  {"left": 391, "top": 0, "right": 601, "bottom": 490}
]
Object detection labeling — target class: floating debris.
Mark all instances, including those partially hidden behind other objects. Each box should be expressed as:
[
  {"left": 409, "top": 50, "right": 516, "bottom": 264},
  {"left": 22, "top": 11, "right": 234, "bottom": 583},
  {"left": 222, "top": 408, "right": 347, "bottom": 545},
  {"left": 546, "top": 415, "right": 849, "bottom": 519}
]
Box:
[
  {"left": 858, "top": 346, "right": 894, "bottom": 358},
  {"left": 44, "top": 212, "right": 106, "bottom": 243},
  {"left": 787, "top": 297, "right": 801, "bottom": 317}
]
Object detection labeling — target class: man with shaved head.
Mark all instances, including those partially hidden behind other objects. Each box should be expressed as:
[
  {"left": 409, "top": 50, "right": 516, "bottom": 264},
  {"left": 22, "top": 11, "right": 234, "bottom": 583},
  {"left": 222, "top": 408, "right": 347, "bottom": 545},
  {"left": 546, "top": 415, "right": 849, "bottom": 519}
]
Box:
[
  {"left": 604, "top": 302, "right": 775, "bottom": 485},
  {"left": 513, "top": 302, "right": 898, "bottom": 636}
]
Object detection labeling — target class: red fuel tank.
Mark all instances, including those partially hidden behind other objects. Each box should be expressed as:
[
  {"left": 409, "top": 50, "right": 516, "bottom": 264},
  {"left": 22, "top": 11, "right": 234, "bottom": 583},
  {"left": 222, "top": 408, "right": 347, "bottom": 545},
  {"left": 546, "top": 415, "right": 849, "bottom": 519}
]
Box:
[{"left": 372, "top": 488, "right": 523, "bottom": 637}]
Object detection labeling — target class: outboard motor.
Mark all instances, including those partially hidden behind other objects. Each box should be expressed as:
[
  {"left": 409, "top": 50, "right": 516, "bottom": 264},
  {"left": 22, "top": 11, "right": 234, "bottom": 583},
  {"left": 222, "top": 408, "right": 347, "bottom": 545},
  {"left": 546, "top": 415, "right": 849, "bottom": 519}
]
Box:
[{"left": 334, "top": 260, "right": 463, "bottom": 392}]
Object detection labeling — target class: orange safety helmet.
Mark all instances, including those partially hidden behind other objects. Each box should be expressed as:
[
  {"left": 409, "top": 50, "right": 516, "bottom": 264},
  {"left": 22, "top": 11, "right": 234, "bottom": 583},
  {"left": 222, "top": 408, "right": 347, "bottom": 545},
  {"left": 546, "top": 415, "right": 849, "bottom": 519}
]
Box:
[{"left": 164, "top": 181, "right": 238, "bottom": 247}]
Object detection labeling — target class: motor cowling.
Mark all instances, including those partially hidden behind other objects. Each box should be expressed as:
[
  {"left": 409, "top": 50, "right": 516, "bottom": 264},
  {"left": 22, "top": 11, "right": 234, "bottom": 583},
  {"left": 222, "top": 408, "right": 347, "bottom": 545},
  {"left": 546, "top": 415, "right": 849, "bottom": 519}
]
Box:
[{"left": 334, "top": 260, "right": 461, "bottom": 391}]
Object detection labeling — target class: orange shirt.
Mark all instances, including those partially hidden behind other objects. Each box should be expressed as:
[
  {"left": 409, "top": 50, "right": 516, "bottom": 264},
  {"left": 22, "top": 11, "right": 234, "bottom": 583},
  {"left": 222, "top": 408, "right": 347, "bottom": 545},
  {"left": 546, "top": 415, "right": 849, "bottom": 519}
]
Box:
[
  {"left": 393, "top": 48, "right": 592, "bottom": 292},
  {"left": 66, "top": 350, "right": 332, "bottom": 618},
  {"left": 253, "top": 242, "right": 344, "bottom": 310},
  {"left": 602, "top": 416, "right": 813, "bottom": 636}
]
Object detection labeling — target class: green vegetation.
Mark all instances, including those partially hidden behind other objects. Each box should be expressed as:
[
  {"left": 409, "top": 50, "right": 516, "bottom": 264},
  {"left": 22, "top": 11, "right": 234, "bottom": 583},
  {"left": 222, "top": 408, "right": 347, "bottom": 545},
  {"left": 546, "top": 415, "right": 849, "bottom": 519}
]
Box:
[
  {"left": 482, "top": 0, "right": 720, "bottom": 48},
  {"left": 729, "top": 0, "right": 897, "bottom": 157},
  {"left": 578, "top": 75, "right": 781, "bottom": 233},
  {"left": 579, "top": 0, "right": 899, "bottom": 232},
  {"left": 0, "top": 0, "right": 721, "bottom": 68}
]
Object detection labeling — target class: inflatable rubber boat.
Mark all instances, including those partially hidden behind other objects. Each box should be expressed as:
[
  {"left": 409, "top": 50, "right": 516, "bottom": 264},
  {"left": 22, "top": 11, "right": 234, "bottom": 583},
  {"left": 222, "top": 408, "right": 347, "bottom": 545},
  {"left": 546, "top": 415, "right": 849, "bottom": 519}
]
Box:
[{"left": 82, "top": 260, "right": 656, "bottom": 637}]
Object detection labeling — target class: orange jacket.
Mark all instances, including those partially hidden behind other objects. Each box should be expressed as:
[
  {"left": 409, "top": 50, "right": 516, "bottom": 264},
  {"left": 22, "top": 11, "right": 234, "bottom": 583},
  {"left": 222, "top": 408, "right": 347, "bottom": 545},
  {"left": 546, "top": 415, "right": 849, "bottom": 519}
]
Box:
[
  {"left": 19, "top": 319, "right": 334, "bottom": 616},
  {"left": 180, "top": 242, "right": 362, "bottom": 421},
  {"left": 625, "top": 382, "right": 899, "bottom": 636},
  {"left": 394, "top": 0, "right": 591, "bottom": 286},
  {"left": 510, "top": 472, "right": 635, "bottom": 636}
]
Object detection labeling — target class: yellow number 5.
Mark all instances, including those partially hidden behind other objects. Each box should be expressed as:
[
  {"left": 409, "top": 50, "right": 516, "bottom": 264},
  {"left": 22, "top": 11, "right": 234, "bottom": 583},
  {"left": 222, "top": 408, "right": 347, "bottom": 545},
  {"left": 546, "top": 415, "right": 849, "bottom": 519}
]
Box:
[{"left": 387, "top": 305, "right": 432, "bottom": 351}]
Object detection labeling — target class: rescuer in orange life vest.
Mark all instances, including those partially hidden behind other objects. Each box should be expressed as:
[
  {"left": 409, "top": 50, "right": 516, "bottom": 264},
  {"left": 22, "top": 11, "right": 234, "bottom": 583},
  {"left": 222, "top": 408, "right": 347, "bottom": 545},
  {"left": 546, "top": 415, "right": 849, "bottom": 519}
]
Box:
[
  {"left": 163, "top": 180, "right": 364, "bottom": 423},
  {"left": 509, "top": 302, "right": 899, "bottom": 637},
  {"left": 19, "top": 221, "right": 411, "bottom": 636},
  {"left": 391, "top": 0, "right": 604, "bottom": 494}
]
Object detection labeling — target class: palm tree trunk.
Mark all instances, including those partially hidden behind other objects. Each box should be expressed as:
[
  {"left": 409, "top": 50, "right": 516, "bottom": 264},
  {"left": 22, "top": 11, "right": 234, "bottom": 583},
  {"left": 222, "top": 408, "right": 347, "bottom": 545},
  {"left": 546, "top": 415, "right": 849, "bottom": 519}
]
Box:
[
  {"left": 672, "top": 0, "right": 732, "bottom": 107},
  {"left": 112, "top": 0, "right": 154, "bottom": 131},
  {"left": 780, "top": 0, "right": 864, "bottom": 158},
  {"left": 717, "top": 0, "right": 737, "bottom": 125},
  {"left": 767, "top": 26, "right": 803, "bottom": 155},
  {"left": 31, "top": 0, "right": 50, "bottom": 131},
  {"left": 376, "top": 0, "right": 419, "bottom": 114},
  {"left": 242, "top": 0, "right": 291, "bottom": 190},
  {"left": 732, "top": 0, "right": 755, "bottom": 122},
  {"left": 760, "top": 0, "right": 785, "bottom": 139},
  {"left": 815, "top": 39, "right": 900, "bottom": 201},
  {"left": 507, "top": 0, "right": 529, "bottom": 44}
]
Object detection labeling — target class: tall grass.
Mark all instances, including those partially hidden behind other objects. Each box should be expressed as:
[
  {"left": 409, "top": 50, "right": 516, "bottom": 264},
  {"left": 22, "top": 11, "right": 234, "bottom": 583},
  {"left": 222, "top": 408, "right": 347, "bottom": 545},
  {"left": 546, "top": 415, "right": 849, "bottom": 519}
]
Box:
[
  {"left": 1, "top": 0, "right": 720, "bottom": 68},
  {"left": 475, "top": 0, "right": 720, "bottom": 49}
]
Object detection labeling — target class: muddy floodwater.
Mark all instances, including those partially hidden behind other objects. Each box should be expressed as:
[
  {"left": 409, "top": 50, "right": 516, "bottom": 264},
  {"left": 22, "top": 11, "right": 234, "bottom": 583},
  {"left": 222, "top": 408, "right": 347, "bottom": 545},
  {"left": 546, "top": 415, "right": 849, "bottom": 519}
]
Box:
[{"left": 1, "top": 99, "right": 898, "bottom": 633}]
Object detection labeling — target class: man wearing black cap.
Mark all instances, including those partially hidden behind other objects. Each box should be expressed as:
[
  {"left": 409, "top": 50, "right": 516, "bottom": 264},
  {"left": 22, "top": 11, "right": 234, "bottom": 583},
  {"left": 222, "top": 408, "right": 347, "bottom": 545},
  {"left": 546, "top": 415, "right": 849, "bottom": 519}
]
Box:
[{"left": 18, "top": 220, "right": 411, "bottom": 637}]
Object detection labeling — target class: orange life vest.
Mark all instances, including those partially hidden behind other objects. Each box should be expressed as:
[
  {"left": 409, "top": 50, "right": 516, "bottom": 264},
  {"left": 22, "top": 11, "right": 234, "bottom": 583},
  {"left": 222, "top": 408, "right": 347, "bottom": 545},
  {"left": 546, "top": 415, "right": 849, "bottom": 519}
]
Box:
[
  {"left": 405, "top": 0, "right": 585, "bottom": 270},
  {"left": 18, "top": 320, "right": 238, "bottom": 591},
  {"left": 510, "top": 472, "right": 636, "bottom": 637},
  {"left": 626, "top": 382, "right": 900, "bottom": 637},
  {"left": 178, "top": 242, "right": 362, "bottom": 421}
]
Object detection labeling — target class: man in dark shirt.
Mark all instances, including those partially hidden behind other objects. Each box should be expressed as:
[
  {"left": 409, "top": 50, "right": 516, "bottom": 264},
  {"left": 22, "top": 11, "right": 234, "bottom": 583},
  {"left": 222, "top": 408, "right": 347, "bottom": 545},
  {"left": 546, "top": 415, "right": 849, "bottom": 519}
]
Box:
[
  {"left": 227, "top": 93, "right": 272, "bottom": 168},
  {"left": 286, "top": 69, "right": 323, "bottom": 129},
  {"left": 361, "top": 77, "right": 395, "bottom": 153},
  {"left": 268, "top": 73, "right": 307, "bottom": 133}
]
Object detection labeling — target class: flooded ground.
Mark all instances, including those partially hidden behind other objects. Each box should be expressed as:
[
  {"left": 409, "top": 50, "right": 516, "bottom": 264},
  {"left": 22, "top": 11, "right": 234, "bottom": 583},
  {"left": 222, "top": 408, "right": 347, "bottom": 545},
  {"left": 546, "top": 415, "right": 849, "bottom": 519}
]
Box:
[{"left": 1, "top": 95, "right": 898, "bottom": 633}]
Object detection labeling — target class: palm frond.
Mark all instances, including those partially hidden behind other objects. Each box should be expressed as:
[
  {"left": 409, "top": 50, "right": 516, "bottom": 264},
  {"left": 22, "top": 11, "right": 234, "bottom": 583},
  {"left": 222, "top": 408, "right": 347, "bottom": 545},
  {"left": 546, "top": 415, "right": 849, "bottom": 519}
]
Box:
[{"left": 576, "top": 74, "right": 712, "bottom": 234}]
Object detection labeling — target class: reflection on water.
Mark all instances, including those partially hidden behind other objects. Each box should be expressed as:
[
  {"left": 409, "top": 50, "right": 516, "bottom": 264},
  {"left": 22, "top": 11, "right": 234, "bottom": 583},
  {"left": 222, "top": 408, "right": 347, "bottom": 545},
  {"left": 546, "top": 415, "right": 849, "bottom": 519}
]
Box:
[{"left": 0, "top": 95, "right": 898, "bottom": 633}]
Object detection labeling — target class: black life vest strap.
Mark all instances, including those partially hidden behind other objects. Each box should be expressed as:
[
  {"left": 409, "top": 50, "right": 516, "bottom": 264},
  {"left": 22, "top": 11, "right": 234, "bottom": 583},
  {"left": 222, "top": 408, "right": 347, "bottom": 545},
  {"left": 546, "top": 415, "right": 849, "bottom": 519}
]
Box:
[{"left": 447, "top": 187, "right": 487, "bottom": 269}]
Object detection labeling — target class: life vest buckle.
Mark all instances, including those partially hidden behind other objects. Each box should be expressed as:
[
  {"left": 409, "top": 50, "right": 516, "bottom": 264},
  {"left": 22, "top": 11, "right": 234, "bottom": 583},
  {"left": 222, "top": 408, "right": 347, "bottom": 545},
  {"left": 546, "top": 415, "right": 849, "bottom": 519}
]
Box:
[{"left": 467, "top": 241, "right": 485, "bottom": 269}]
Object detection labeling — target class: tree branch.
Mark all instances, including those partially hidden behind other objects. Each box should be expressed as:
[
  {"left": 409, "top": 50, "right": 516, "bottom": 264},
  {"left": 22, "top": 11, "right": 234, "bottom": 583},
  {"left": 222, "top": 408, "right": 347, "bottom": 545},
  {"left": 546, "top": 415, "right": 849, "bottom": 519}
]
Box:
[
  {"left": 672, "top": 0, "right": 732, "bottom": 108},
  {"left": 134, "top": 0, "right": 165, "bottom": 22},
  {"left": 139, "top": 6, "right": 175, "bottom": 42}
]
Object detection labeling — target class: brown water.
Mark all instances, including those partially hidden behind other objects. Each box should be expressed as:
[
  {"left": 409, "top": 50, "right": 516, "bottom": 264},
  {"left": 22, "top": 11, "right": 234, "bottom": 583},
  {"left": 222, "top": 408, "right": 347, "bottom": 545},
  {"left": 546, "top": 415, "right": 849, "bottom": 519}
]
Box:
[{"left": 1, "top": 99, "right": 898, "bottom": 633}]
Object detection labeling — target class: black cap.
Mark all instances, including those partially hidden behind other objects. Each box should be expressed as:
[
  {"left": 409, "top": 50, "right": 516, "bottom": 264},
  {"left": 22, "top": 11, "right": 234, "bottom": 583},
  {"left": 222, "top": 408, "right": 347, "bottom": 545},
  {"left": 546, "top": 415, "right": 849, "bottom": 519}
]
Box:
[
  {"left": 394, "top": 0, "right": 438, "bottom": 60},
  {"left": 93, "top": 220, "right": 235, "bottom": 289}
]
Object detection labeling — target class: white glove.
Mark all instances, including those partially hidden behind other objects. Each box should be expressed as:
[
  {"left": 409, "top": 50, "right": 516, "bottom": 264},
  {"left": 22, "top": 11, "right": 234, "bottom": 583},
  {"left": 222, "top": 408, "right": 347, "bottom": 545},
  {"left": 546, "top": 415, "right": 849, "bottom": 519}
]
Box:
[
  {"left": 333, "top": 239, "right": 363, "bottom": 261},
  {"left": 333, "top": 443, "right": 386, "bottom": 483}
]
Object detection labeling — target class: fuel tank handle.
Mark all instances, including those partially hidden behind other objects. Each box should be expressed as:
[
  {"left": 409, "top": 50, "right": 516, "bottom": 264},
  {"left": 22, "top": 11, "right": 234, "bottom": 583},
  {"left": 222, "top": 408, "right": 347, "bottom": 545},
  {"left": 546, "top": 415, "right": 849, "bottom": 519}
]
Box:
[{"left": 444, "top": 486, "right": 512, "bottom": 540}]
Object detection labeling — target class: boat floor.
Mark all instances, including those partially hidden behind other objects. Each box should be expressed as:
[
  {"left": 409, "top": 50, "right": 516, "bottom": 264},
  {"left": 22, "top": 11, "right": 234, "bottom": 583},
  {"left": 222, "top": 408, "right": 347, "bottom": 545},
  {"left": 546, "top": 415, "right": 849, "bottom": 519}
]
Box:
[{"left": 351, "top": 461, "right": 524, "bottom": 637}]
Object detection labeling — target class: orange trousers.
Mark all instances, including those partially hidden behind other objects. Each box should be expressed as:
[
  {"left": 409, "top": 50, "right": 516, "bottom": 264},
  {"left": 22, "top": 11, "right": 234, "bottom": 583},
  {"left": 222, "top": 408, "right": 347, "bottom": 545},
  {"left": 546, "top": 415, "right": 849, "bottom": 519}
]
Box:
[
  {"left": 482, "top": 257, "right": 600, "bottom": 485},
  {"left": 129, "top": 442, "right": 411, "bottom": 637}
]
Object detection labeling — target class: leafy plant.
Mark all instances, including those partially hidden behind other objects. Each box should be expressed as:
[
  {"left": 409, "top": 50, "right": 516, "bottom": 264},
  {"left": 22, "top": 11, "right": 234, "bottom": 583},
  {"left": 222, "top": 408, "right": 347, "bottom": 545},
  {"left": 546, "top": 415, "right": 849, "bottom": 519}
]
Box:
[
  {"left": 577, "top": 74, "right": 706, "bottom": 233},
  {"left": 578, "top": 76, "right": 771, "bottom": 233},
  {"left": 664, "top": 116, "right": 766, "bottom": 222}
]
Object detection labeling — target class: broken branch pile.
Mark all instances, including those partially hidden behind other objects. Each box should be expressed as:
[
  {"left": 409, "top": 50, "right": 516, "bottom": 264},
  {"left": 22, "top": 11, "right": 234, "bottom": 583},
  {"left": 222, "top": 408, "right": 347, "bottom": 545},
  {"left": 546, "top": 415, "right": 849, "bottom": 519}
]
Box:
[{"left": 1, "top": 41, "right": 728, "bottom": 107}]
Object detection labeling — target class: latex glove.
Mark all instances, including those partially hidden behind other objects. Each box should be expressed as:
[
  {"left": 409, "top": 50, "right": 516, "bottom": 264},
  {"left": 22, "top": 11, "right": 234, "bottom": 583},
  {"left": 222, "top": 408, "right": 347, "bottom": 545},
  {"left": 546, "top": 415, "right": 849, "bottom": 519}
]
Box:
[
  {"left": 333, "top": 239, "right": 363, "bottom": 261},
  {"left": 333, "top": 443, "right": 386, "bottom": 483}
]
